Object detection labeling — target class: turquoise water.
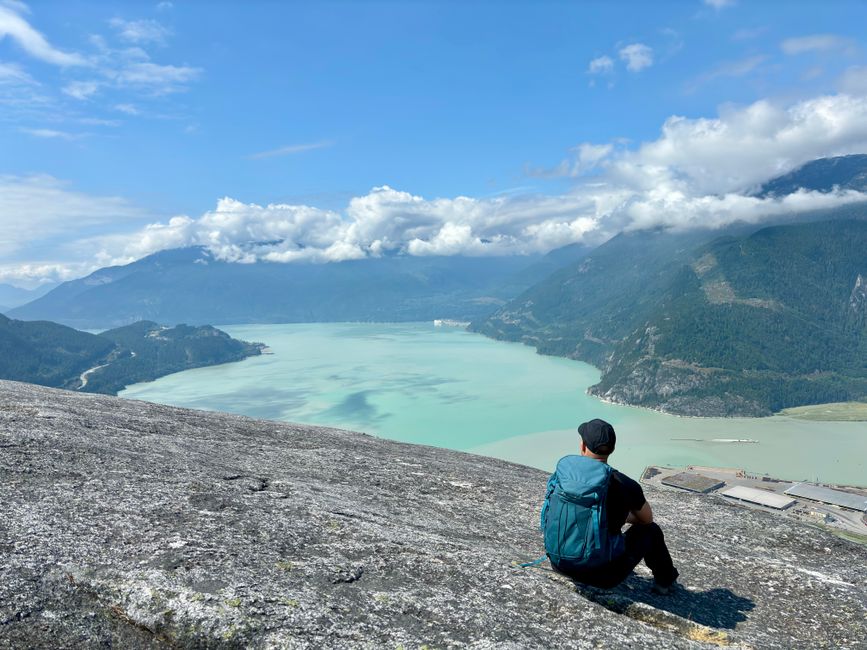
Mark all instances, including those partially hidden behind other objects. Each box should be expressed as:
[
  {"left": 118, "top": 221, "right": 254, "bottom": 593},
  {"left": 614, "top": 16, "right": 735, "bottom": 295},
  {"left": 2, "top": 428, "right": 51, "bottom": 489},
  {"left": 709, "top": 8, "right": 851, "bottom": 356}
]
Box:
[{"left": 119, "top": 322, "right": 867, "bottom": 486}]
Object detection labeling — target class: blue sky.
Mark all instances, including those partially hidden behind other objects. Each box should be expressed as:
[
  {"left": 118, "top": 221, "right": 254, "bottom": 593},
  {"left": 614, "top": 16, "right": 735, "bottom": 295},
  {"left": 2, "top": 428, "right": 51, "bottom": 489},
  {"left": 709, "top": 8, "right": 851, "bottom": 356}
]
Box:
[{"left": 3, "top": 0, "right": 867, "bottom": 286}]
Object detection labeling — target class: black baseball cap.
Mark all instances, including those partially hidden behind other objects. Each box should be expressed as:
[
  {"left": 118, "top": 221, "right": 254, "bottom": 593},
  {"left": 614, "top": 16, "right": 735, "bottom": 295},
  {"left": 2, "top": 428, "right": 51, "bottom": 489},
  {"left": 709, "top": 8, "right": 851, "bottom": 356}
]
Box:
[{"left": 578, "top": 419, "right": 616, "bottom": 455}]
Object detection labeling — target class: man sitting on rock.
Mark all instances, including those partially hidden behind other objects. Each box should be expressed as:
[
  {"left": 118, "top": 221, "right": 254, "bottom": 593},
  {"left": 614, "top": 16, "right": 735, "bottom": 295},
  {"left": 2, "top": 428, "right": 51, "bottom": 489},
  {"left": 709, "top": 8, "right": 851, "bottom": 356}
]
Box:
[{"left": 541, "top": 418, "right": 679, "bottom": 593}]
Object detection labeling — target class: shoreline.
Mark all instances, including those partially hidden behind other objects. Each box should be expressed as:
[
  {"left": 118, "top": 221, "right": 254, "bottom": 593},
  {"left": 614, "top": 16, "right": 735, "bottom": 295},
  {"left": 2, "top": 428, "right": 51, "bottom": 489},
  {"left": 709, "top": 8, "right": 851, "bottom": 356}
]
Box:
[
  {"left": 477, "top": 328, "right": 867, "bottom": 422},
  {"left": 120, "top": 322, "right": 867, "bottom": 488}
]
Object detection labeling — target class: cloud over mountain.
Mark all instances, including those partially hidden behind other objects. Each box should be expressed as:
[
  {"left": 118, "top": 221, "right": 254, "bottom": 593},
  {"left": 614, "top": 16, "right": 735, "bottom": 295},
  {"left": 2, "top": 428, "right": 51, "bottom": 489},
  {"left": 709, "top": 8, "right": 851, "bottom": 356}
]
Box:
[
  {"left": 91, "top": 188, "right": 599, "bottom": 268},
  {"left": 5, "top": 87, "right": 867, "bottom": 287}
]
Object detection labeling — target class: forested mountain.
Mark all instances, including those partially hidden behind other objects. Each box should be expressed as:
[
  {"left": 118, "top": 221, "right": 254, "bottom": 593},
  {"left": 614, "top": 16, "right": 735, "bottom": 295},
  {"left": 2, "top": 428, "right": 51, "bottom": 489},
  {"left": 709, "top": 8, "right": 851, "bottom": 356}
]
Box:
[
  {"left": 591, "top": 220, "right": 867, "bottom": 415},
  {"left": 471, "top": 228, "right": 714, "bottom": 366},
  {"left": 473, "top": 155, "right": 867, "bottom": 416},
  {"left": 758, "top": 154, "right": 867, "bottom": 197},
  {"left": 0, "top": 316, "right": 262, "bottom": 394},
  {"left": 0, "top": 314, "right": 117, "bottom": 388},
  {"left": 9, "top": 248, "right": 556, "bottom": 329},
  {"left": 475, "top": 219, "right": 867, "bottom": 415}
]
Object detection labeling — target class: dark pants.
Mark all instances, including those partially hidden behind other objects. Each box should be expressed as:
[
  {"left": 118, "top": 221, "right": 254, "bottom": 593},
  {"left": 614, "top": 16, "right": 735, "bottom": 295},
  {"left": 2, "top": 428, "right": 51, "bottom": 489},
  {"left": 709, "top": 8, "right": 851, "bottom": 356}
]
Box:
[{"left": 554, "top": 522, "right": 678, "bottom": 589}]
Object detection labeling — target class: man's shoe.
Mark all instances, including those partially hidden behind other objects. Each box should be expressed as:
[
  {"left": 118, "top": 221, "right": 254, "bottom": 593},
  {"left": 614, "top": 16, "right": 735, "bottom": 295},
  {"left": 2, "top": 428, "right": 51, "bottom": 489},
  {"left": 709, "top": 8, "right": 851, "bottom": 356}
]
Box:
[{"left": 651, "top": 579, "right": 678, "bottom": 595}]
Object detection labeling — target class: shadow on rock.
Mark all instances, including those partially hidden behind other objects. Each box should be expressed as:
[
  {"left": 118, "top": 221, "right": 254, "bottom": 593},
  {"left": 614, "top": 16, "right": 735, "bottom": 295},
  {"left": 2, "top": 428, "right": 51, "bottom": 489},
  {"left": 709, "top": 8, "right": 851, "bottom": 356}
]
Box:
[{"left": 576, "top": 576, "right": 756, "bottom": 631}]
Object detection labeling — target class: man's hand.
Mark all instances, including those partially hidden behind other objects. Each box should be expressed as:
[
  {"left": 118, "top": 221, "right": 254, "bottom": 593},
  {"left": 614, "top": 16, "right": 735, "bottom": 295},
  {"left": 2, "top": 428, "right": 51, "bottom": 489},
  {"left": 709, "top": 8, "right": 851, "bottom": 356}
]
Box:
[{"left": 626, "top": 501, "right": 653, "bottom": 525}]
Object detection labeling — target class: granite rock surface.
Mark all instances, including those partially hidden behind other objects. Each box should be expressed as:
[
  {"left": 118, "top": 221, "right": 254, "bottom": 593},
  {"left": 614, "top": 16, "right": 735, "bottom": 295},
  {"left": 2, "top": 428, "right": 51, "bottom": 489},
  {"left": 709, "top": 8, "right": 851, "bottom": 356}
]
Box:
[{"left": 1, "top": 380, "right": 865, "bottom": 649}]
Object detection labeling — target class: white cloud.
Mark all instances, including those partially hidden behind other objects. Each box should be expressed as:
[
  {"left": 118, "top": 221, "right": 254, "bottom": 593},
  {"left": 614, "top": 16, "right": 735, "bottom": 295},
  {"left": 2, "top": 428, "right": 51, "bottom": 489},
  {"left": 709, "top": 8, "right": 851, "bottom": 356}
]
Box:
[
  {"left": 528, "top": 91, "right": 867, "bottom": 234},
  {"left": 0, "top": 4, "right": 86, "bottom": 66},
  {"left": 19, "top": 127, "right": 82, "bottom": 140},
  {"left": 617, "top": 187, "right": 866, "bottom": 233},
  {"left": 111, "top": 61, "right": 201, "bottom": 93},
  {"left": 0, "top": 261, "right": 94, "bottom": 288},
  {"left": 85, "top": 114, "right": 867, "bottom": 263},
  {"left": 0, "top": 1, "right": 30, "bottom": 14},
  {"left": 0, "top": 175, "right": 145, "bottom": 260},
  {"left": 247, "top": 141, "right": 334, "bottom": 160},
  {"left": 703, "top": 0, "right": 736, "bottom": 9},
  {"left": 619, "top": 43, "right": 653, "bottom": 72},
  {"left": 85, "top": 21, "right": 200, "bottom": 96},
  {"left": 79, "top": 117, "right": 120, "bottom": 127},
  {"left": 156, "top": 2, "right": 173, "bottom": 11},
  {"left": 62, "top": 79, "right": 100, "bottom": 100},
  {"left": 609, "top": 94, "right": 867, "bottom": 195},
  {"left": 781, "top": 34, "right": 857, "bottom": 56},
  {"left": 587, "top": 56, "right": 614, "bottom": 75},
  {"left": 114, "top": 103, "right": 140, "bottom": 115},
  {"left": 109, "top": 17, "right": 170, "bottom": 45},
  {"left": 7, "top": 90, "right": 867, "bottom": 286},
  {"left": 0, "top": 3, "right": 201, "bottom": 130},
  {"left": 0, "top": 60, "right": 33, "bottom": 83},
  {"left": 536, "top": 143, "right": 615, "bottom": 177},
  {"left": 73, "top": 187, "right": 603, "bottom": 272},
  {"left": 0, "top": 59, "right": 53, "bottom": 122},
  {"left": 575, "top": 143, "right": 613, "bottom": 170}
]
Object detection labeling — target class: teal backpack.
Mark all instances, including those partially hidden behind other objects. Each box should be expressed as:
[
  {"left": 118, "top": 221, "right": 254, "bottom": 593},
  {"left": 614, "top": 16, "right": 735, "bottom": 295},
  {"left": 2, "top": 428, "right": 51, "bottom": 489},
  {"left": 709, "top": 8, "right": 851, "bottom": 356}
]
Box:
[{"left": 541, "top": 455, "right": 623, "bottom": 568}]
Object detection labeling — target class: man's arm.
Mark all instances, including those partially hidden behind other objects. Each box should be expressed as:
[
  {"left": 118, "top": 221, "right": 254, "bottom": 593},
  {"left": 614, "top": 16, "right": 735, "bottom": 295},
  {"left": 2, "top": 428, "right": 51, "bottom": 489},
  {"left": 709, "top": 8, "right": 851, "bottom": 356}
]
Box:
[{"left": 626, "top": 501, "right": 653, "bottom": 525}]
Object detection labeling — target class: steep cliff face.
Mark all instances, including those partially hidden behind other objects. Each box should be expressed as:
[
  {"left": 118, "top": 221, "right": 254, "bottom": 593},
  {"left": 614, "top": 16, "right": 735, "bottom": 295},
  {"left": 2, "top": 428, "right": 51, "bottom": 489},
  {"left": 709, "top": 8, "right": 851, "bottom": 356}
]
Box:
[
  {"left": 476, "top": 218, "right": 867, "bottom": 417},
  {"left": 851, "top": 274, "right": 867, "bottom": 324},
  {"left": 1, "top": 380, "right": 865, "bottom": 649},
  {"left": 587, "top": 220, "right": 867, "bottom": 416}
]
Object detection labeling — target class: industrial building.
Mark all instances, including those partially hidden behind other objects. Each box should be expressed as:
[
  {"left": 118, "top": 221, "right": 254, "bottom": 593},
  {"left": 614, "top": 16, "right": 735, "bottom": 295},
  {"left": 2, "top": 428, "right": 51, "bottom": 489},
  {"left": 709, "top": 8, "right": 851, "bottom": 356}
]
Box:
[
  {"left": 644, "top": 465, "right": 867, "bottom": 537},
  {"left": 661, "top": 472, "right": 725, "bottom": 493},
  {"left": 784, "top": 483, "right": 867, "bottom": 512},
  {"left": 720, "top": 486, "right": 797, "bottom": 510}
]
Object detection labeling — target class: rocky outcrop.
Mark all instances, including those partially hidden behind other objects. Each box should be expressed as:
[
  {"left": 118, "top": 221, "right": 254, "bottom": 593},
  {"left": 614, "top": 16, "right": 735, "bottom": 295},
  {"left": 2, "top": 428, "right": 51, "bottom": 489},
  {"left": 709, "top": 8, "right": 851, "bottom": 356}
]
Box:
[
  {"left": 1, "top": 380, "right": 865, "bottom": 648},
  {"left": 588, "top": 357, "right": 772, "bottom": 418},
  {"left": 851, "top": 274, "right": 867, "bottom": 322}
]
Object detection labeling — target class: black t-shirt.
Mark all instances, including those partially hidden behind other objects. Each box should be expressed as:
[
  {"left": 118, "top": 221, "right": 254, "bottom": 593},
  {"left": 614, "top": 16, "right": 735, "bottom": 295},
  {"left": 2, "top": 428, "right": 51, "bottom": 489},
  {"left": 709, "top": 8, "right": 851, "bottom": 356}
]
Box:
[{"left": 605, "top": 469, "right": 646, "bottom": 535}]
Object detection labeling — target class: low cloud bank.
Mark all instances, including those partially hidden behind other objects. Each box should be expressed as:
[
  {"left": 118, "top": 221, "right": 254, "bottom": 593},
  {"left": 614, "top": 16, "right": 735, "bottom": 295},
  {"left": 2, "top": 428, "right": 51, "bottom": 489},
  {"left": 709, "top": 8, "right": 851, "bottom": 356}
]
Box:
[
  {"left": 106, "top": 91, "right": 867, "bottom": 267},
  {"left": 98, "top": 186, "right": 867, "bottom": 271},
  {"left": 4, "top": 91, "right": 867, "bottom": 286}
]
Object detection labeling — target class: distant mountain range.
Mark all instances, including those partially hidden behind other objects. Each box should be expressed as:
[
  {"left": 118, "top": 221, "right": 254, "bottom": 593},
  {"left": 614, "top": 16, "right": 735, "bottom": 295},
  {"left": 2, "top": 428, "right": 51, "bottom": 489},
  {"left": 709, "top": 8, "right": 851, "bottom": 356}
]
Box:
[
  {"left": 0, "top": 316, "right": 262, "bottom": 395},
  {"left": 7, "top": 154, "right": 867, "bottom": 416},
  {"left": 474, "top": 155, "right": 867, "bottom": 416},
  {"left": 0, "top": 282, "right": 57, "bottom": 313},
  {"left": 8, "top": 247, "right": 590, "bottom": 330}
]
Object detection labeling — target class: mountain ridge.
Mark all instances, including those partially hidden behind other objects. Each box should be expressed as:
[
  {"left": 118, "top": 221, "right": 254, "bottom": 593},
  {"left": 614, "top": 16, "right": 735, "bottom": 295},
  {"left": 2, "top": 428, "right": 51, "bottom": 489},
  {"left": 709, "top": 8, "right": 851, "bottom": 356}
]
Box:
[
  {"left": 0, "top": 316, "right": 262, "bottom": 395},
  {"left": 757, "top": 153, "right": 867, "bottom": 197},
  {"left": 8, "top": 249, "right": 562, "bottom": 330},
  {"left": 0, "top": 282, "right": 57, "bottom": 310}
]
